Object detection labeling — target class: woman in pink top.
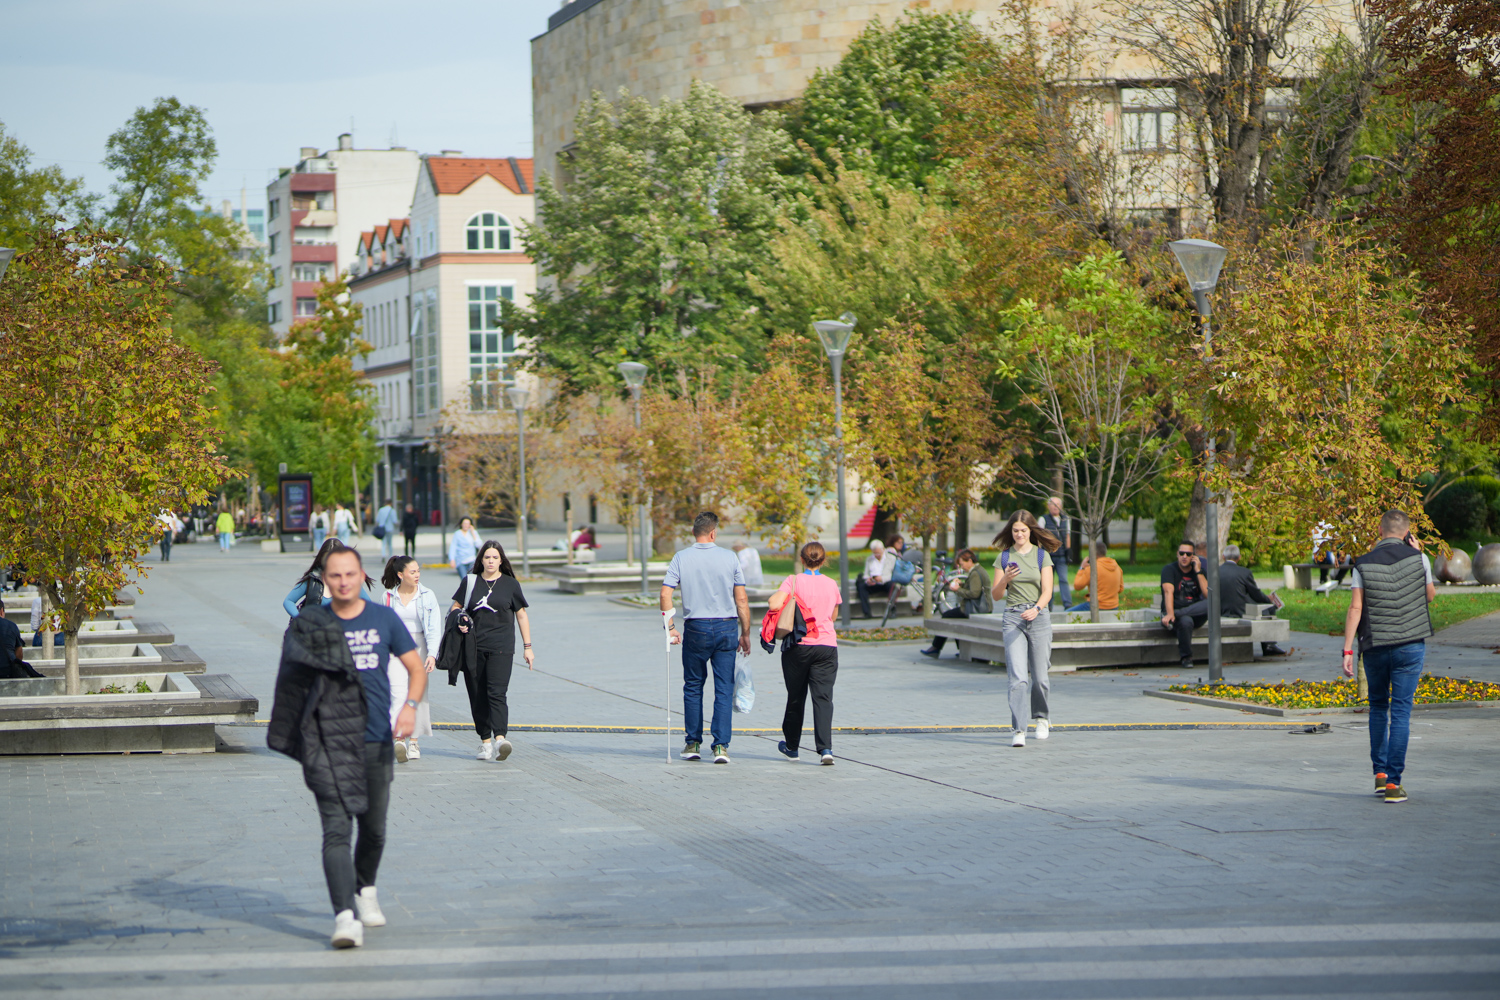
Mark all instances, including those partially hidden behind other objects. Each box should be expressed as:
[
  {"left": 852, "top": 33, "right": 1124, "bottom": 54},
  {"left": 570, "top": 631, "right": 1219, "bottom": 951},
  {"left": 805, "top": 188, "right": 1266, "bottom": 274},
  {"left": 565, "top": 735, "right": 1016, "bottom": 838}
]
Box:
[{"left": 768, "top": 541, "right": 841, "bottom": 765}]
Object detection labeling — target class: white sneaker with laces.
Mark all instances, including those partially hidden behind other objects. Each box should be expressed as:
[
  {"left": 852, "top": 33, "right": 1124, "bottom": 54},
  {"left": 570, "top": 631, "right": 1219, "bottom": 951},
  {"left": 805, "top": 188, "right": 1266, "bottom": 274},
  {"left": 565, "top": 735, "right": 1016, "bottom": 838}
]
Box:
[
  {"left": 353, "top": 886, "right": 386, "bottom": 927},
  {"left": 476, "top": 740, "right": 494, "bottom": 761},
  {"left": 394, "top": 740, "right": 408, "bottom": 763},
  {"left": 332, "top": 909, "right": 364, "bottom": 948},
  {"left": 407, "top": 740, "right": 420, "bottom": 760},
  {"left": 1035, "top": 719, "right": 1050, "bottom": 740},
  {"left": 495, "top": 737, "right": 513, "bottom": 761},
  {"left": 1011, "top": 731, "right": 1026, "bottom": 748}
]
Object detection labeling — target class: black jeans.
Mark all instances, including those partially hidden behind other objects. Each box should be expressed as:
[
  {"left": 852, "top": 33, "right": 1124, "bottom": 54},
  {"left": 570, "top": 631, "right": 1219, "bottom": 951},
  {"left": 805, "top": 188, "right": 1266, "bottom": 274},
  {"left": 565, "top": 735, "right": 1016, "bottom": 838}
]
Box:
[
  {"left": 466, "top": 645, "right": 514, "bottom": 739},
  {"left": 856, "top": 578, "right": 891, "bottom": 617},
  {"left": 781, "top": 643, "right": 838, "bottom": 753},
  {"left": 927, "top": 603, "right": 974, "bottom": 652},
  {"left": 1165, "top": 600, "right": 1209, "bottom": 660},
  {"left": 316, "top": 741, "right": 393, "bottom": 915},
  {"left": 403, "top": 532, "right": 418, "bottom": 557}
]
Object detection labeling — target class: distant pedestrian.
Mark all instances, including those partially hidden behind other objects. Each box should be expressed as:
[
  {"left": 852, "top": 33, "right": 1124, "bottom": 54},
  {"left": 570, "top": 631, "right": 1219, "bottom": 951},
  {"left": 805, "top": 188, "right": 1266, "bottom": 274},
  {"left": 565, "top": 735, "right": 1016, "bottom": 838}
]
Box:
[
  {"left": 333, "top": 502, "right": 355, "bottom": 544},
  {"left": 856, "top": 539, "right": 896, "bottom": 619},
  {"left": 381, "top": 556, "right": 441, "bottom": 763},
  {"left": 1160, "top": 539, "right": 1209, "bottom": 668},
  {"left": 1341, "top": 510, "right": 1436, "bottom": 805},
  {"left": 771, "top": 541, "right": 842, "bottom": 765},
  {"left": 401, "top": 504, "right": 420, "bottom": 557},
  {"left": 449, "top": 517, "right": 481, "bottom": 577},
  {"left": 312, "top": 505, "right": 329, "bottom": 550},
  {"left": 1, "top": 612, "right": 41, "bottom": 679},
  {"left": 375, "top": 500, "right": 398, "bottom": 560},
  {"left": 661, "top": 511, "right": 750, "bottom": 765},
  {"left": 732, "top": 539, "right": 764, "bottom": 588},
  {"left": 451, "top": 541, "right": 533, "bottom": 763},
  {"left": 920, "top": 548, "right": 992, "bottom": 657},
  {"left": 1218, "top": 544, "right": 1288, "bottom": 655},
  {"left": 158, "top": 509, "right": 180, "bottom": 562},
  {"left": 268, "top": 546, "right": 424, "bottom": 949},
  {"left": 992, "top": 511, "right": 1060, "bottom": 748},
  {"left": 1043, "top": 496, "right": 1071, "bottom": 609},
  {"left": 215, "top": 509, "right": 235, "bottom": 552}
]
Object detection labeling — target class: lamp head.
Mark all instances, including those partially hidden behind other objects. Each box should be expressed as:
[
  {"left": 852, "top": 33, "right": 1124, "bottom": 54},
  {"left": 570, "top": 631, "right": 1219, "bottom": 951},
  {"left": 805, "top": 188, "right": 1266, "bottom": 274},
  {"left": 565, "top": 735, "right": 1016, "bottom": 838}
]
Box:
[
  {"left": 1168, "top": 239, "right": 1228, "bottom": 294},
  {"left": 813, "top": 319, "right": 854, "bottom": 359},
  {"left": 506, "top": 385, "right": 530, "bottom": 411},
  {"left": 617, "top": 361, "right": 648, "bottom": 391},
  {"left": 0, "top": 247, "right": 14, "bottom": 283}
]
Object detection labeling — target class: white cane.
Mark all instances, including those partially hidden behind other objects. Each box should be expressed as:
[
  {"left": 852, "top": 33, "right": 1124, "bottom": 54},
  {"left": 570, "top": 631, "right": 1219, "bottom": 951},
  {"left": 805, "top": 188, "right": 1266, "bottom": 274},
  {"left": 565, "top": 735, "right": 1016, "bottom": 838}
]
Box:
[{"left": 662, "top": 607, "right": 675, "bottom": 764}]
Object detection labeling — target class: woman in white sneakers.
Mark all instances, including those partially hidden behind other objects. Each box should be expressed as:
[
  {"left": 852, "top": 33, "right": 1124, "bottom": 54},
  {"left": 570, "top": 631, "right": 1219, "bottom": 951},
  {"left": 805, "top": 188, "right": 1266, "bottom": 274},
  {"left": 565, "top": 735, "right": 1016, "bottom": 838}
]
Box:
[
  {"left": 381, "top": 556, "right": 442, "bottom": 762},
  {"left": 451, "top": 541, "right": 533, "bottom": 762},
  {"left": 991, "top": 510, "right": 1061, "bottom": 747}
]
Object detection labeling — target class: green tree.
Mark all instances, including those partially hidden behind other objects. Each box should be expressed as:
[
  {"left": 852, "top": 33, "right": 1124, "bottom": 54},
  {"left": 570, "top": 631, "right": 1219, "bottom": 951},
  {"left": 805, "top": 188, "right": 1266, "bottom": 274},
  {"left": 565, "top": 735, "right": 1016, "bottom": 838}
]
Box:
[
  {"left": 515, "top": 82, "right": 792, "bottom": 393},
  {"left": 784, "top": 9, "right": 981, "bottom": 189},
  {"left": 0, "top": 227, "right": 228, "bottom": 694},
  {"left": 247, "top": 280, "right": 378, "bottom": 505},
  {"left": 0, "top": 122, "right": 94, "bottom": 249}
]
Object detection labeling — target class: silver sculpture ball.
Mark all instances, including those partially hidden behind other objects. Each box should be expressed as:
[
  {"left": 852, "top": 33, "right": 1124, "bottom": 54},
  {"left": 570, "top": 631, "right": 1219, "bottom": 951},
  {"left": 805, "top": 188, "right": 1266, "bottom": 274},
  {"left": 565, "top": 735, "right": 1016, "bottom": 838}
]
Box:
[
  {"left": 1439, "top": 547, "right": 1472, "bottom": 584},
  {"left": 1473, "top": 544, "right": 1500, "bottom": 586}
]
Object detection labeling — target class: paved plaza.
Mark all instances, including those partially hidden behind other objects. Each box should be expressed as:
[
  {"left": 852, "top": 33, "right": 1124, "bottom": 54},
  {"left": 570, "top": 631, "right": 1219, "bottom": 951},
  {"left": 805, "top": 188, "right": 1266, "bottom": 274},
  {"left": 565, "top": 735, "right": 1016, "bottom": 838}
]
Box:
[{"left": 3, "top": 540, "right": 1498, "bottom": 997}]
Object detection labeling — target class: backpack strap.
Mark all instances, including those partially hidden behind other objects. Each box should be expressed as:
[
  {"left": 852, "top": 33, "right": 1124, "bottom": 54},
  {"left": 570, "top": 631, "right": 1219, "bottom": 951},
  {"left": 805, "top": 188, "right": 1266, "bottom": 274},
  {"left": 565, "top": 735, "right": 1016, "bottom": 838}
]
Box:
[
  {"left": 1038, "top": 548, "right": 1046, "bottom": 572},
  {"left": 460, "top": 574, "right": 478, "bottom": 607}
]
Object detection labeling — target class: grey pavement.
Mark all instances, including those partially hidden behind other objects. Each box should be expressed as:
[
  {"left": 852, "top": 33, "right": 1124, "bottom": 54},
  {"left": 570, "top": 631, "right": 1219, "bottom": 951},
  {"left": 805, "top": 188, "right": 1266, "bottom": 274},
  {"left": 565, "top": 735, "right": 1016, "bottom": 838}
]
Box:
[{"left": 2, "top": 539, "right": 1497, "bottom": 997}]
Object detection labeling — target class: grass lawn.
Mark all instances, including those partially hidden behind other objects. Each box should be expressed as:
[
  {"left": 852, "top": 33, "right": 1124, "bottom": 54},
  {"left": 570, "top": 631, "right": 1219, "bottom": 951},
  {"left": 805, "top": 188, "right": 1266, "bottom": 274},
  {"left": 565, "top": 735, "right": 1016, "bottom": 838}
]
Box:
[
  {"left": 1167, "top": 675, "right": 1500, "bottom": 709},
  {"left": 1274, "top": 588, "right": 1500, "bottom": 635}
]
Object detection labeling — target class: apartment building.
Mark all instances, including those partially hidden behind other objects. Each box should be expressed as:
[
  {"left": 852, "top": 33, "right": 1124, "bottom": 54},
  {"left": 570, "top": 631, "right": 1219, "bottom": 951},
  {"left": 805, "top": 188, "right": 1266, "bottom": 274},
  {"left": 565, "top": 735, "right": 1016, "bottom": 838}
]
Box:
[
  {"left": 264, "top": 134, "right": 420, "bottom": 335},
  {"left": 346, "top": 155, "right": 536, "bottom": 524}
]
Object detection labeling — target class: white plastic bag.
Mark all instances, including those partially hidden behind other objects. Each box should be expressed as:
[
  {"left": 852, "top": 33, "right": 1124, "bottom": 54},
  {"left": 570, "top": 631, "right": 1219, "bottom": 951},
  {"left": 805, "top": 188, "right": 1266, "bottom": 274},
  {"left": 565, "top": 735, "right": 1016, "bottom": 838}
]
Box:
[{"left": 733, "top": 653, "right": 754, "bottom": 714}]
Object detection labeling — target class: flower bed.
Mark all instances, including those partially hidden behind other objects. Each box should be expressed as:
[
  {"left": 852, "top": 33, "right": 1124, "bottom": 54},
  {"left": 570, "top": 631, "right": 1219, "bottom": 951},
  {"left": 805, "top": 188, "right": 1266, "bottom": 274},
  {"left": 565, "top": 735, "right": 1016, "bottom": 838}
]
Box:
[
  {"left": 1166, "top": 675, "right": 1500, "bottom": 709},
  {"left": 843, "top": 625, "right": 928, "bottom": 643}
]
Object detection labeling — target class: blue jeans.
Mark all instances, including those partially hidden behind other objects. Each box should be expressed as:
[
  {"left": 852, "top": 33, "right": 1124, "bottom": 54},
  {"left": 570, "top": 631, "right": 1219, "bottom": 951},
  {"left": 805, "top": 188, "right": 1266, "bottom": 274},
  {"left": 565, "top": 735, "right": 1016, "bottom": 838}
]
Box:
[
  {"left": 218, "top": 532, "right": 232, "bottom": 551},
  {"left": 456, "top": 561, "right": 473, "bottom": 578},
  {"left": 681, "top": 618, "right": 739, "bottom": 748},
  {"left": 1052, "top": 561, "right": 1070, "bottom": 607},
  {"left": 313, "top": 527, "right": 327, "bottom": 550},
  {"left": 1364, "top": 641, "right": 1424, "bottom": 785}
]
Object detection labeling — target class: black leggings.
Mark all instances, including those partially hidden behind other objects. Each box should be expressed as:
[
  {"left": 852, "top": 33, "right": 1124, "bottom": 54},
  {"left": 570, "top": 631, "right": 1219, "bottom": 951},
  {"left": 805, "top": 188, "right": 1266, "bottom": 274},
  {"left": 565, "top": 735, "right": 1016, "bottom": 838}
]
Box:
[
  {"left": 316, "top": 741, "right": 393, "bottom": 915},
  {"left": 466, "top": 646, "right": 514, "bottom": 739},
  {"left": 781, "top": 644, "right": 838, "bottom": 753}
]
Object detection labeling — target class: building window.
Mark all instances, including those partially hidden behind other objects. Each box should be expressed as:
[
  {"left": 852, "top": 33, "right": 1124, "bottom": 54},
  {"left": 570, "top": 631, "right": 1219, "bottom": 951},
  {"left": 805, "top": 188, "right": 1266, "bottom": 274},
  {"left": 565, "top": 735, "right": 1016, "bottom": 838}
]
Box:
[
  {"left": 465, "top": 212, "right": 512, "bottom": 251},
  {"left": 292, "top": 263, "right": 330, "bottom": 282},
  {"left": 270, "top": 267, "right": 281, "bottom": 288},
  {"left": 268, "top": 198, "right": 280, "bottom": 221},
  {"left": 295, "top": 297, "right": 318, "bottom": 318},
  {"left": 468, "top": 284, "right": 514, "bottom": 410},
  {"left": 269, "top": 232, "right": 280, "bottom": 255},
  {"left": 268, "top": 301, "right": 282, "bottom": 324},
  {"left": 1122, "top": 88, "right": 1177, "bottom": 151},
  {"left": 412, "top": 290, "right": 440, "bottom": 416}
]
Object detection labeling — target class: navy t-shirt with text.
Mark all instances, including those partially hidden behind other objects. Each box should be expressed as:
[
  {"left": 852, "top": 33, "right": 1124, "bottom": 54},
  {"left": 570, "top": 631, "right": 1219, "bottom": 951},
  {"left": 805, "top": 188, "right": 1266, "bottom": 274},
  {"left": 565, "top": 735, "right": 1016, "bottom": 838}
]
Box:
[{"left": 336, "top": 602, "right": 416, "bottom": 742}]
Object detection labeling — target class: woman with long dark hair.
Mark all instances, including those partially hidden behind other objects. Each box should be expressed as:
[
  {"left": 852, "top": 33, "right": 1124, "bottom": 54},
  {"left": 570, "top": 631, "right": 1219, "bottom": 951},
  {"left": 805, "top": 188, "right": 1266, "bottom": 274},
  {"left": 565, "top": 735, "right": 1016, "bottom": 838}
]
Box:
[
  {"left": 381, "top": 555, "right": 442, "bottom": 762},
  {"left": 451, "top": 540, "right": 533, "bottom": 762},
  {"left": 283, "top": 538, "right": 350, "bottom": 616},
  {"left": 991, "top": 510, "right": 1061, "bottom": 747},
  {"left": 769, "top": 541, "right": 842, "bottom": 765}
]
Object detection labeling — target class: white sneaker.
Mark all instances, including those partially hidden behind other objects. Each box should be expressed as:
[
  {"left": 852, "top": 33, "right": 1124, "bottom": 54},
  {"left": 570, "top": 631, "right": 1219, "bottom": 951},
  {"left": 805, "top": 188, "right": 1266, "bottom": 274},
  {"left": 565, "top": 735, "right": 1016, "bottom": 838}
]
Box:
[
  {"left": 1011, "top": 731, "right": 1026, "bottom": 748},
  {"left": 407, "top": 740, "right": 420, "bottom": 760},
  {"left": 394, "top": 740, "right": 408, "bottom": 763},
  {"left": 476, "top": 740, "right": 494, "bottom": 761},
  {"left": 331, "top": 909, "right": 364, "bottom": 948},
  {"left": 1035, "top": 719, "right": 1050, "bottom": 740},
  {"left": 353, "top": 886, "right": 386, "bottom": 927},
  {"left": 494, "top": 737, "right": 513, "bottom": 761}
]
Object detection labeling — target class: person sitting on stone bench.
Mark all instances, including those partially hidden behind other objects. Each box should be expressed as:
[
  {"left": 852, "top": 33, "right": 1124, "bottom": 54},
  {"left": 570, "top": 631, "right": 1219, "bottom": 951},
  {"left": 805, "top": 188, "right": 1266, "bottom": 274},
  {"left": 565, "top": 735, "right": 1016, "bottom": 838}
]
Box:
[
  {"left": 1161, "top": 539, "right": 1210, "bottom": 668},
  {"left": 1065, "top": 541, "right": 1122, "bottom": 612},
  {"left": 1219, "top": 544, "right": 1288, "bottom": 656},
  {"left": 921, "top": 549, "right": 992, "bottom": 658},
  {"left": 856, "top": 539, "right": 896, "bottom": 619}
]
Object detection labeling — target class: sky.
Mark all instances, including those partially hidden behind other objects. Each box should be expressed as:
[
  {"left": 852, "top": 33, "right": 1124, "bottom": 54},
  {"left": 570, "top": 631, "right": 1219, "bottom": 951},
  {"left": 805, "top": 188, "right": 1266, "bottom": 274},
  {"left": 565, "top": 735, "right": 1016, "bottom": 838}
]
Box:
[{"left": 1, "top": 0, "right": 555, "bottom": 213}]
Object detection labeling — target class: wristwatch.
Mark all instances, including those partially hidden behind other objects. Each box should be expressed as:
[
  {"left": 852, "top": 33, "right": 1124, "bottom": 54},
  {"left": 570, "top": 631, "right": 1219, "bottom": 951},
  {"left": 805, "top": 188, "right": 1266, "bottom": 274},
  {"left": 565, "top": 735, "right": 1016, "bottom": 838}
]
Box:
[{"left": 404, "top": 699, "right": 419, "bottom": 709}]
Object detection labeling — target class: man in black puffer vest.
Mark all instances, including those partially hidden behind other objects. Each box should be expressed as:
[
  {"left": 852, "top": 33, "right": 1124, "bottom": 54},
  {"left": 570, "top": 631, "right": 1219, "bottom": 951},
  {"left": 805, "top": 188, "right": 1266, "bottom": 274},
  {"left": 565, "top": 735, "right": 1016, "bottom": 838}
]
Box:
[
  {"left": 270, "top": 547, "right": 425, "bottom": 948},
  {"left": 1340, "top": 510, "right": 1435, "bottom": 805}
]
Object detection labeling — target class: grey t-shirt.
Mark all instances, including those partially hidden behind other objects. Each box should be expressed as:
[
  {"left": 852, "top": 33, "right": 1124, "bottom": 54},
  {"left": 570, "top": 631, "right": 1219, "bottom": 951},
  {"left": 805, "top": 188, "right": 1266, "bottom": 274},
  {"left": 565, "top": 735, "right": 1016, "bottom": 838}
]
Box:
[{"left": 663, "top": 542, "right": 745, "bottom": 619}]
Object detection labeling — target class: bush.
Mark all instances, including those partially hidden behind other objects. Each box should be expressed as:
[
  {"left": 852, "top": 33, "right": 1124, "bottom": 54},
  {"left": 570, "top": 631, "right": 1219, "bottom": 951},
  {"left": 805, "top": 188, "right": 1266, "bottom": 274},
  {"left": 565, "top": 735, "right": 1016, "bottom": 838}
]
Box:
[{"left": 1428, "top": 483, "right": 1493, "bottom": 540}]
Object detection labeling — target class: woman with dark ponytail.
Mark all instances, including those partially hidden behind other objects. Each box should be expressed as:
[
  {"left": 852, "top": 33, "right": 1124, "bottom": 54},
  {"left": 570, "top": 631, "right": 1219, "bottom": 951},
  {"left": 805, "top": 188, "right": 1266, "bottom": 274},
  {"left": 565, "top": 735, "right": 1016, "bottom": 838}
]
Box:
[
  {"left": 449, "top": 540, "right": 533, "bottom": 762},
  {"left": 380, "top": 555, "right": 441, "bottom": 762},
  {"left": 768, "top": 541, "right": 842, "bottom": 766}
]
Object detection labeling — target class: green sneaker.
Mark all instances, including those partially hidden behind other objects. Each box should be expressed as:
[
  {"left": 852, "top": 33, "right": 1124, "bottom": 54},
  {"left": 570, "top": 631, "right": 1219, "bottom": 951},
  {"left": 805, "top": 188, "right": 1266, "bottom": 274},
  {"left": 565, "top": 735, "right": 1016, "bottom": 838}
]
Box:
[
  {"left": 712, "top": 744, "right": 730, "bottom": 764},
  {"left": 680, "top": 742, "right": 701, "bottom": 761},
  {"left": 1384, "top": 784, "right": 1408, "bottom": 804},
  {"left": 1375, "top": 772, "right": 1388, "bottom": 796}
]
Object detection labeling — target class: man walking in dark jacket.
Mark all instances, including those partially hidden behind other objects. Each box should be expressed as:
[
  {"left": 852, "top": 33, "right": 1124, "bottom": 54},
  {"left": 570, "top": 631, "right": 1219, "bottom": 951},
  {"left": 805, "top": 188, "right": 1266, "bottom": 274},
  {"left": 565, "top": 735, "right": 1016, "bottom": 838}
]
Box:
[
  {"left": 269, "top": 547, "right": 425, "bottom": 949},
  {"left": 1218, "top": 545, "right": 1288, "bottom": 656},
  {"left": 1043, "top": 497, "right": 1071, "bottom": 608},
  {"left": 401, "top": 503, "right": 420, "bottom": 557},
  {"left": 1341, "top": 510, "right": 1435, "bottom": 805}
]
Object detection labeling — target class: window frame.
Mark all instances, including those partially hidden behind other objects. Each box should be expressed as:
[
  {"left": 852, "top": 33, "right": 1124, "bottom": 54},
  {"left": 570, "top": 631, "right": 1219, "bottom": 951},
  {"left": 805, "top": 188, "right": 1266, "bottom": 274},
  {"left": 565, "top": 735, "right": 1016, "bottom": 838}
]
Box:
[
  {"left": 465, "top": 212, "right": 513, "bottom": 252},
  {"left": 466, "top": 282, "right": 516, "bottom": 410}
]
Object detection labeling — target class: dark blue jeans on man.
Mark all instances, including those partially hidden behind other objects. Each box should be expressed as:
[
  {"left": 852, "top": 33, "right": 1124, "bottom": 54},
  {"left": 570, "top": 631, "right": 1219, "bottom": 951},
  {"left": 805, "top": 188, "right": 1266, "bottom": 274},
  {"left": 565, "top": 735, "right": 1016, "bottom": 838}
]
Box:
[
  {"left": 682, "top": 617, "right": 739, "bottom": 748},
  {"left": 1363, "top": 640, "right": 1424, "bottom": 785}
]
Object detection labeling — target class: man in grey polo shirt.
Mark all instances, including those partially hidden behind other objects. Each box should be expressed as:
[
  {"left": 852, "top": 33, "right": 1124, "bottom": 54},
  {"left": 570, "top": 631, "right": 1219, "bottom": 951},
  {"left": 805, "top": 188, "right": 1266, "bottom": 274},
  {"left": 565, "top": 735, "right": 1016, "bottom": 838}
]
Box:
[{"left": 661, "top": 511, "right": 751, "bottom": 764}]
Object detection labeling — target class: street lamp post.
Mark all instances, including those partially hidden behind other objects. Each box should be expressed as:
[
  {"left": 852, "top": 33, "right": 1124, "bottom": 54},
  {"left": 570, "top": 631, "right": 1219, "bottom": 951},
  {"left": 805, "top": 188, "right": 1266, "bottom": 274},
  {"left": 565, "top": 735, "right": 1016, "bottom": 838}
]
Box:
[
  {"left": 507, "top": 384, "right": 531, "bottom": 577},
  {"left": 813, "top": 313, "right": 856, "bottom": 629},
  {"left": 1168, "top": 238, "right": 1229, "bottom": 684},
  {"left": 618, "top": 361, "right": 650, "bottom": 596}
]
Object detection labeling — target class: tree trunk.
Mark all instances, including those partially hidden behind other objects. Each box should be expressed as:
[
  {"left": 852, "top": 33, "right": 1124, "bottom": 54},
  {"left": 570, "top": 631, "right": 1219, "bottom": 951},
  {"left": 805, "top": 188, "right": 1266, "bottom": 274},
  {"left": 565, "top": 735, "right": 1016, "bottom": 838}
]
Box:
[
  {"left": 1129, "top": 515, "right": 1139, "bottom": 564},
  {"left": 565, "top": 507, "right": 574, "bottom": 565},
  {"left": 624, "top": 512, "right": 634, "bottom": 567},
  {"left": 1357, "top": 656, "right": 1368, "bottom": 702},
  {"left": 1185, "top": 477, "right": 1233, "bottom": 559},
  {"left": 954, "top": 504, "right": 969, "bottom": 550},
  {"left": 921, "top": 535, "right": 935, "bottom": 620},
  {"left": 64, "top": 631, "right": 80, "bottom": 696},
  {"left": 1088, "top": 538, "right": 1099, "bottom": 624}
]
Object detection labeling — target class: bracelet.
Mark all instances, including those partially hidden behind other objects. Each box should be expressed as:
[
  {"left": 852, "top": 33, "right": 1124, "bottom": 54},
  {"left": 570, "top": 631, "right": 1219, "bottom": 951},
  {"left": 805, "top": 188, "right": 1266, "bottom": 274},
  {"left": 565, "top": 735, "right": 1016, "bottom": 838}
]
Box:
[
  {"left": 1342, "top": 649, "right": 1353, "bottom": 656},
  {"left": 523, "top": 643, "right": 532, "bottom": 648}
]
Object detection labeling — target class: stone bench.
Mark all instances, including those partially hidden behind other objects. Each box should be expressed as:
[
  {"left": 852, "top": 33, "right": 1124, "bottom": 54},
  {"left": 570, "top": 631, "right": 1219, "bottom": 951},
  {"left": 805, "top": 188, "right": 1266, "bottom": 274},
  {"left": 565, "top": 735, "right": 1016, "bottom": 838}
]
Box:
[
  {"left": 19, "top": 620, "right": 175, "bottom": 647},
  {"left": 0, "top": 671, "right": 257, "bottom": 754},
  {"left": 539, "top": 562, "right": 670, "bottom": 594}
]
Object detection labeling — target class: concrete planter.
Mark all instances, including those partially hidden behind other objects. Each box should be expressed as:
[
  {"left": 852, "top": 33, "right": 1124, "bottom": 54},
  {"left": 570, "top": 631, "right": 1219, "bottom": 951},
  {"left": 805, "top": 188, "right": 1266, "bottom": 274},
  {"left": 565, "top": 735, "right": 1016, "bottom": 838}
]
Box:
[{"left": 540, "top": 561, "right": 670, "bottom": 594}]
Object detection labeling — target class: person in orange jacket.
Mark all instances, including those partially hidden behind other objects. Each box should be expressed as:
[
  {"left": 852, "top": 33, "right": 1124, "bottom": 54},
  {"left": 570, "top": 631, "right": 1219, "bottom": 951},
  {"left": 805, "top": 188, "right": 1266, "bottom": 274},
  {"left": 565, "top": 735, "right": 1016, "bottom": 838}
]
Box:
[{"left": 1067, "top": 541, "right": 1123, "bottom": 611}]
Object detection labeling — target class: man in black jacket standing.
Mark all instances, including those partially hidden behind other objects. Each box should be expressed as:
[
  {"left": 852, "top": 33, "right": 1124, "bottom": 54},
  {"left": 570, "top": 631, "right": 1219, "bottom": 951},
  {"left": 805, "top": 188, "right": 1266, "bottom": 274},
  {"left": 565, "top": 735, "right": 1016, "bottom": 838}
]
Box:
[
  {"left": 1218, "top": 545, "right": 1288, "bottom": 656},
  {"left": 401, "top": 503, "right": 420, "bottom": 557},
  {"left": 270, "top": 547, "right": 425, "bottom": 949},
  {"left": 1043, "top": 497, "right": 1071, "bottom": 609}
]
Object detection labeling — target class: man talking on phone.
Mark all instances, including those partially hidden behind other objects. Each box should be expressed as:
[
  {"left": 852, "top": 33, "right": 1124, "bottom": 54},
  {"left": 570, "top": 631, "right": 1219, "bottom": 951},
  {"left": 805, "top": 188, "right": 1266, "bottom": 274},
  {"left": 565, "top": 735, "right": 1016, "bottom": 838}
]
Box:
[{"left": 1160, "top": 539, "right": 1210, "bottom": 668}]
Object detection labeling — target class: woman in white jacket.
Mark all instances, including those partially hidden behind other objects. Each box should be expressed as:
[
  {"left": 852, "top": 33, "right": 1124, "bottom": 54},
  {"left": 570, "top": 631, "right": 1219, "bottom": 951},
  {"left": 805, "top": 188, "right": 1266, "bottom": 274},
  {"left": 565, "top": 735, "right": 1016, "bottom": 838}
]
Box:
[{"left": 381, "top": 555, "right": 443, "bottom": 762}]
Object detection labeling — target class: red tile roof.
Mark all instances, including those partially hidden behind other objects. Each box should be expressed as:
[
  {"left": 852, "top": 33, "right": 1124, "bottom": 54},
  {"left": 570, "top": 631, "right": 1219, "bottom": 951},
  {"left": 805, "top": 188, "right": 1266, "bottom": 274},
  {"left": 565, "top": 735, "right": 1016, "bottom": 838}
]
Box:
[
  {"left": 426, "top": 157, "right": 534, "bottom": 196},
  {"left": 389, "top": 218, "right": 408, "bottom": 239}
]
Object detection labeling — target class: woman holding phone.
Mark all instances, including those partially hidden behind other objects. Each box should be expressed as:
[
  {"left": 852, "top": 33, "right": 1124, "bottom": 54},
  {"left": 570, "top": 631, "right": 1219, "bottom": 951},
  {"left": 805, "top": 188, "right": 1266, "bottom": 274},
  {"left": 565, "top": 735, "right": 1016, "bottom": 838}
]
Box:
[{"left": 992, "top": 510, "right": 1062, "bottom": 747}]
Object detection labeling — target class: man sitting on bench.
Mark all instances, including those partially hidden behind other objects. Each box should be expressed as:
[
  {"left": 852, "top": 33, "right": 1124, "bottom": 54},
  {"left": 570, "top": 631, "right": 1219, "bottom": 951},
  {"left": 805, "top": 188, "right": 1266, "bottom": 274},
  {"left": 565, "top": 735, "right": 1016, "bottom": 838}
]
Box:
[
  {"left": 1219, "top": 544, "right": 1288, "bottom": 656},
  {"left": 1161, "top": 540, "right": 1209, "bottom": 668}
]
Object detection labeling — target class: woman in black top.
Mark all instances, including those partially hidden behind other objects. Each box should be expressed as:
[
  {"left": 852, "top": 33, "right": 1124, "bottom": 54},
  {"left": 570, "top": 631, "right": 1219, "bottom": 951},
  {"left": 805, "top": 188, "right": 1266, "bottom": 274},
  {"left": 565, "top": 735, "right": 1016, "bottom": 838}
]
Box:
[{"left": 452, "top": 540, "right": 533, "bottom": 762}]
